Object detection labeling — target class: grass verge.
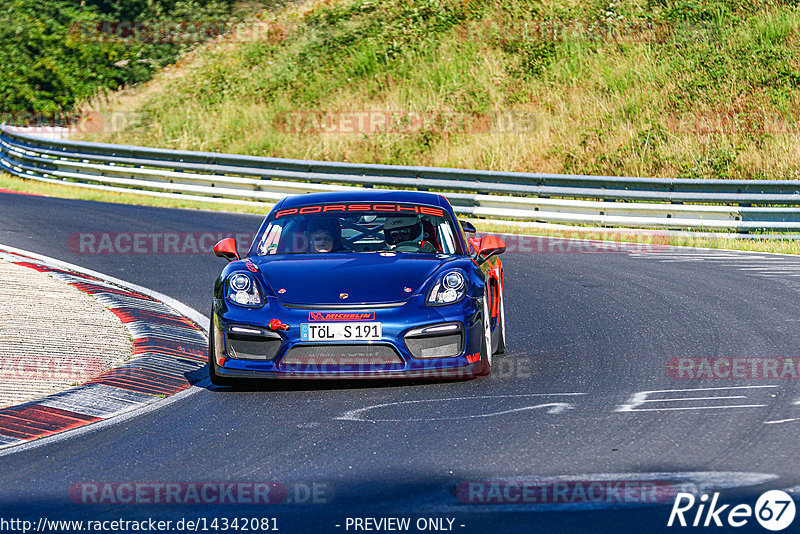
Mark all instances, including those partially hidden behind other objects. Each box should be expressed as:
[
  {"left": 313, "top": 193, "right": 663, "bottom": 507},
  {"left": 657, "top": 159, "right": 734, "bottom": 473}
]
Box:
[{"left": 0, "top": 172, "right": 272, "bottom": 215}]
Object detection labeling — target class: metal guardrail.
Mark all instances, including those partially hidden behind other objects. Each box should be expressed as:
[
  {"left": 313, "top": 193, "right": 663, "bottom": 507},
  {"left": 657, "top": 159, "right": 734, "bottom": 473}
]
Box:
[{"left": 2, "top": 124, "right": 800, "bottom": 232}]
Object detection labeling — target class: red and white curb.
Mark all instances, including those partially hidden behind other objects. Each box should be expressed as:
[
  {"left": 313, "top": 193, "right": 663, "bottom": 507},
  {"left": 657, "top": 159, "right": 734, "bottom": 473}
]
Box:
[{"left": 0, "top": 245, "right": 208, "bottom": 449}]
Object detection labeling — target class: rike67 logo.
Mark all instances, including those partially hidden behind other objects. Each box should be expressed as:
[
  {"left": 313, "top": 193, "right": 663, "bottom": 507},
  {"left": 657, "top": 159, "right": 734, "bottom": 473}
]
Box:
[{"left": 668, "top": 490, "right": 796, "bottom": 531}]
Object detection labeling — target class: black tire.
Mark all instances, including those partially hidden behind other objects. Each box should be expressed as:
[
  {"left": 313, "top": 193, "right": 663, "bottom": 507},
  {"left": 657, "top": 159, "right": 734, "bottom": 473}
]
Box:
[
  {"left": 208, "top": 322, "right": 238, "bottom": 387},
  {"left": 495, "top": 284, "right": 506, "bottom": 355}
]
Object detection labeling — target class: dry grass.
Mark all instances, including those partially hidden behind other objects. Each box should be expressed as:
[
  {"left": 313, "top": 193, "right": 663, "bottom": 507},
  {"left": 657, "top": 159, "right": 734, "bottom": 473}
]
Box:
[{"left": 75, "top": 0, "right": 800, "bottom": 180}]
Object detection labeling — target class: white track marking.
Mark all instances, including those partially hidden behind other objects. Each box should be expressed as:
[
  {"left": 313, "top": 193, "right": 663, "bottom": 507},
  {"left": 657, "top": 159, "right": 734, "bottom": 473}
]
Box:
[
  {"left": 381, "top": 403, "right": 575, "bottom": 421},
  {"left": 641, "top": 396, "right": 748, "bottom": 402},
  {"left": 657, "top": 259, "right": 710, "bottom": 262},
  {"left": 729, "top": 267, "right": 800, "bottom": 272},
  {"left": 628, "top": 247, "right": 800, "bottom": 282},
  {"left": 616, "top": 386, "right": 779, "bottom": 413},
  {"left": 336, "top": 393, "right": 585, "bottom": 422},
  {"left": 661, "top": 254, "right": 768, "bottom": 261},
  {"left": 618, "top": 404, "right": 768, "bottom": 412},
  {"left": 764, "top": 418, "right": 800, "bottom": 425}
]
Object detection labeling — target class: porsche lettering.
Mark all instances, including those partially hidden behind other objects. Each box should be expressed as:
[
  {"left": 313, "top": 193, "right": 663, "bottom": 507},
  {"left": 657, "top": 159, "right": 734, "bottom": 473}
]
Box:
[{"left": 274, "top": 204, "right": 445, "bottom": 219}]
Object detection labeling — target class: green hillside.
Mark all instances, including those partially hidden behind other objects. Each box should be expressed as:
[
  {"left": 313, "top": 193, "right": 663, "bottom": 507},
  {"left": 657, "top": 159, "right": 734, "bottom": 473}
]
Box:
[
  {"left": 0, "top": 0, "right": 255, "bottom": 116},
  {"left": 79, "top": 0, "right": 800, "bottom": 180}
]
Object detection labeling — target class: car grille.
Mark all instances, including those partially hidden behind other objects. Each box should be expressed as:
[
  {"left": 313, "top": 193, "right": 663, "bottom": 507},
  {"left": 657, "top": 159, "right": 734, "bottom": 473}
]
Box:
[{"left": 281, "top": 344, "right": 403, "bottom": 366}]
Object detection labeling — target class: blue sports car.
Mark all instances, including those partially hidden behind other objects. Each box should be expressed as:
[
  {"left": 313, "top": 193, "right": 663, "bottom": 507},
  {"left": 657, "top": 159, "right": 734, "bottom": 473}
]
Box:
[{"left": 209, "top": 190, "right": 506, "bottom": 383}]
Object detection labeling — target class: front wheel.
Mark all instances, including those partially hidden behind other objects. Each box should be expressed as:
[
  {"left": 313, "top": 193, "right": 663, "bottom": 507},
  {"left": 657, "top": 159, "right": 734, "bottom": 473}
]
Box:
[
  {"left": 495, "top": 284, "right": 506, "bottom": 355},
  {"left": 475, "top": 292, "right": 493, "bottom": 377}
]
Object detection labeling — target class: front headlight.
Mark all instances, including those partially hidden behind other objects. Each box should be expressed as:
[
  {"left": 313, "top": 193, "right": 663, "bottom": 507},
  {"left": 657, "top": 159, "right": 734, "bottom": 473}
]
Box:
[
  {"left": 226, "top": 273, "right": 264, "bottom": 308},
  {"left": 426, "top": 269, "right": 467, "bottom": 306}
]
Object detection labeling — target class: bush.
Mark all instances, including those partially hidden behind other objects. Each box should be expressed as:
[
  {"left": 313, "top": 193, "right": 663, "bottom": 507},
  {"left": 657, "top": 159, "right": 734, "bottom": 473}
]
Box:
[{"left": 0, "top": 0, "right": 241, "bottom": 116}]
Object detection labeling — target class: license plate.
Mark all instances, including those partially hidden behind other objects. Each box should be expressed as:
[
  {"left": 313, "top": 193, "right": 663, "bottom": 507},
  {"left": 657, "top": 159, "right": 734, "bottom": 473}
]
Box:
[{"left": 300, "top": 322, "right": 382, "bottom": 341}]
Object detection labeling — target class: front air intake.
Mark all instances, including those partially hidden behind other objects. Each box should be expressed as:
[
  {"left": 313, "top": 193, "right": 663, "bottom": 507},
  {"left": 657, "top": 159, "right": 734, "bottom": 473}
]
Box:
[
  {"left": 404, "top": 322, "right": 464, "bottom": 359},
  {"left": 225, "top": 329, "right": 282, "bottom": 361}
]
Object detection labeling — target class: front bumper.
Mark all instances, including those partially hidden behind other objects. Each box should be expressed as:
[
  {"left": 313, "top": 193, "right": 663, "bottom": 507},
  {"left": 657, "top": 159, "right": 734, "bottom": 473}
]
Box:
[{"left": 211, "top": 295, "right": 484, "bottom": 380}]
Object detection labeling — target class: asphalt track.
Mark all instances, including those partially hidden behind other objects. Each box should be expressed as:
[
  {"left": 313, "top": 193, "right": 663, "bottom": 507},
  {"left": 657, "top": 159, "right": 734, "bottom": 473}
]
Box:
[{"left": 1, "top": 191, "right": 800, "bottom": 533}]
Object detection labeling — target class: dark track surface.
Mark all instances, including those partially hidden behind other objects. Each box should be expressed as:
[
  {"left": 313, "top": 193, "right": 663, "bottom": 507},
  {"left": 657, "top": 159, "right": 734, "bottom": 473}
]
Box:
[{"left": 2, "top": 191, "right": 800, "bottom": 533}]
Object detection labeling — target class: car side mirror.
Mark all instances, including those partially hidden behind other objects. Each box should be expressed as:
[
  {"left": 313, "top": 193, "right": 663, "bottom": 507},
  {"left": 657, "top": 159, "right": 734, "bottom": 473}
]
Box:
[
  {"left": 460, "top": 220, "right": 477, "bottom": 234},
  {"left": 213, "top": 238, "right": 240, "bottom": 262},
  {"left": 476, "top": 235, "right": 506, "bottom": 264},
  {"left": 467, "top": 236, "right": 481, "bottom": 254}
]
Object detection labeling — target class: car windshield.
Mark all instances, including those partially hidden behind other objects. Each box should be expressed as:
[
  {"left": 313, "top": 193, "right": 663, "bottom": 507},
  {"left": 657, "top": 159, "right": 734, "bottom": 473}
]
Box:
[{"left": 253, "top": 204, "right": 461, "bottom": 255}]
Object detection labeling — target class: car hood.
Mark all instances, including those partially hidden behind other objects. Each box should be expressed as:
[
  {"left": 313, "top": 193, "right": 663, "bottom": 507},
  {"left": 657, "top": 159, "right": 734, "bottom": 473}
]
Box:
[{"left": 250, "top": 253, "right": 454, "bottom": 306}]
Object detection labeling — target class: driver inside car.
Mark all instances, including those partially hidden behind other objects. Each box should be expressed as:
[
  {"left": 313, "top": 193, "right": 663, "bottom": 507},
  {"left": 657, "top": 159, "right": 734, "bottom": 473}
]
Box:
[
  {"left": 384, "top": 216, "right": 436, "bottom": 253},
  {"left": 307, "top": 218, "right": 340, "bottom": 253}
]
